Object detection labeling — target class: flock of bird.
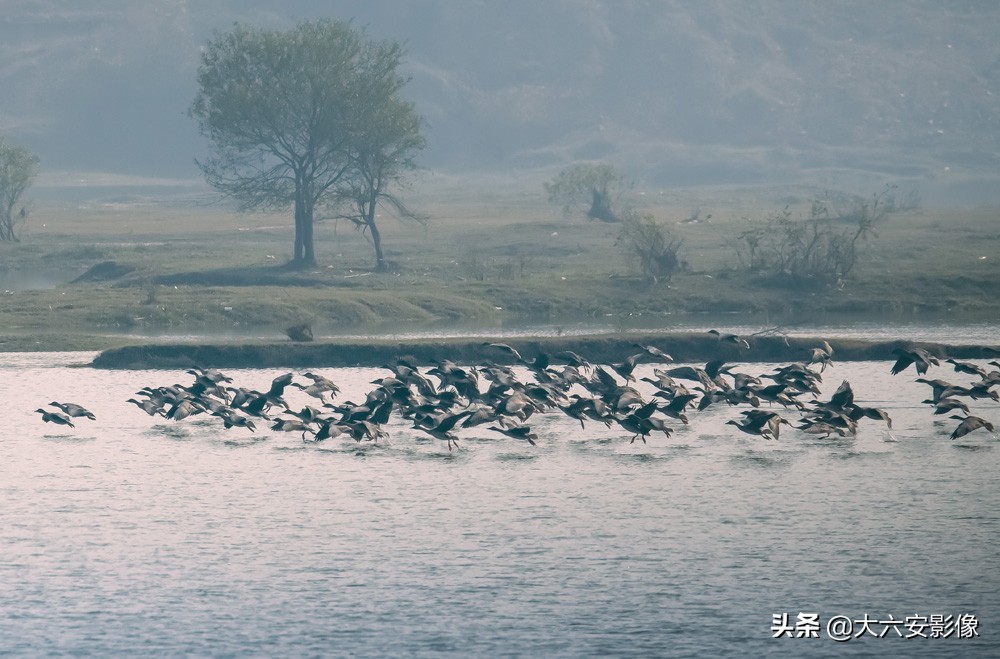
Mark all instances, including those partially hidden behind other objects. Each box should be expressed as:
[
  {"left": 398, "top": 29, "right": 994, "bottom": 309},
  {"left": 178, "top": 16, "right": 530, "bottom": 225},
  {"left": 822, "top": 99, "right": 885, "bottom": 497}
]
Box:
[{"left": 35, "top": 332, "right": 999, "bottom": 447}]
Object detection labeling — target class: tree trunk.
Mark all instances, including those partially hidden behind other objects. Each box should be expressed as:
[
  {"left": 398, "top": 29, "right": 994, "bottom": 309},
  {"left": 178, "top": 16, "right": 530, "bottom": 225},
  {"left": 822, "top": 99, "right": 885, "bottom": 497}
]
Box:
[
  {"left": 301, "top": 199, "right": 316, "bottom": 267},
  {"left": 291, "top": 177, "right": 317, "bottom": 268},
  {"left": 588, "top": 187, "right": 617, "bottom": 223},
  {"left": 293, "top": 185, "right": 305, "bottom": 263},
  {"left": 370, "top": 219, "right": 384, "bottom": 271},
  {"left": 293, "top": 207, "right": 303, "bottom": 263},
  {"left": 1, "top": 203, "right": 14, "bottom": 241},
  {"left": 365, "top": 189, "right": 385, "bottom": 271}
]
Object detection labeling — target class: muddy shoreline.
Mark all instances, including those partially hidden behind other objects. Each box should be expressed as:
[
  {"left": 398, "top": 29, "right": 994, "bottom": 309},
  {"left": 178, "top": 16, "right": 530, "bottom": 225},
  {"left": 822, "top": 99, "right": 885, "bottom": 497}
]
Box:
[{"left": 89, "top": 333, "right": 1000, "bottom": 369}]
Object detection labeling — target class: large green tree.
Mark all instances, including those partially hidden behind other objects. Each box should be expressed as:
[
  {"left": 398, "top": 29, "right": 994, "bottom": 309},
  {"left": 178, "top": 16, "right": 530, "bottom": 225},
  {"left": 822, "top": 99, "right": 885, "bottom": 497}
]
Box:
[
  {"left": 190, "top": 19, "right": 424, "bottom": 268},
  {"left": 0, "top": 136, "right": 39, "bottom": 242}
]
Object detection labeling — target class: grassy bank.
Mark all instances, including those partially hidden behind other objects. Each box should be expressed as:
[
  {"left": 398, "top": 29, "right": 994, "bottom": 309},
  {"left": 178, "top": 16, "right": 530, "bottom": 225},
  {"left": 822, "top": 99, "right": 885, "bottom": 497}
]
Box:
[
  {"left": 2, "top": 183, "right": 998, "bottom": 353},
  {"left": 90, "top": 333, "right": 1000, "bottom": 369}
]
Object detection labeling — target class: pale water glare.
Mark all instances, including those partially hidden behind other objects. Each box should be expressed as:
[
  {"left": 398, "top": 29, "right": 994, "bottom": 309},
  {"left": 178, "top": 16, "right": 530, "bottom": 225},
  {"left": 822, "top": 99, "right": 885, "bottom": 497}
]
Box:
[{"left": 2, "top": 352, "right": 999, "bottom": 657}]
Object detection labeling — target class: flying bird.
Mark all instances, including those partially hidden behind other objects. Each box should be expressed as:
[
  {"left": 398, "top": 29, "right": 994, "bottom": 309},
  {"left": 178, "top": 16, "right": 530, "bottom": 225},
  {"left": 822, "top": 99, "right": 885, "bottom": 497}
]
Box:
[
  {"left": 36, "top": 408, "right": 74, "bottom": 428},
  {"left": 48, "top": 401, "right": 96, "bottom": 420},
  {"left": 488, "top": 423, "right": 538, "bottom": 446},
  {"left": 945, "top": 359, "right": 987, "bottom": 378},
  {"left": 890, "top": 348, "right": 939, "bottom": 375},
  {"left": 708, "top": 329, "right": 750, "bottom": 350},
  {"left": 949, "top": 415, "right": 995, "bottom": 440},
  {"left": 808, "top": 340, "right": 834, "bottom": 372}
]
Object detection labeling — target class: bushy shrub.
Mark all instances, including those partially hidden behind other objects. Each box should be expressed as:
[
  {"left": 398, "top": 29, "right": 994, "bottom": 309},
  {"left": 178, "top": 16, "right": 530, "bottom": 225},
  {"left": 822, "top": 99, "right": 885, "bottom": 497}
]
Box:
[
  {"left": 616, "top": 211, "right": 682, "bottom": 283},
  {"left": 544, "top": 162, "right": 628, "bottom": 223},
  {"left": 730, "top": 188, "right": 891, "bottom": 288}
]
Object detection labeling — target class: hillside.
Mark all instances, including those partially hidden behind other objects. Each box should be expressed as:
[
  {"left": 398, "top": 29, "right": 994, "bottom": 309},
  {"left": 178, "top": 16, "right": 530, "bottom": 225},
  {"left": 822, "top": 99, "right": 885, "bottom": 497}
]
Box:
[{"left": 1, "top": 1, "right": 999, "bottom": 200}]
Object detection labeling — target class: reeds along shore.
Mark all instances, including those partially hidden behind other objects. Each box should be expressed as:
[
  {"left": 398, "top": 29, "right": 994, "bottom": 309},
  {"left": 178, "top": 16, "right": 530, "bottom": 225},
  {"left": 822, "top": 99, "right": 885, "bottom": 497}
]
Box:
[{"left": 65, "top": 336, "right": 1000, "bottom": 447}]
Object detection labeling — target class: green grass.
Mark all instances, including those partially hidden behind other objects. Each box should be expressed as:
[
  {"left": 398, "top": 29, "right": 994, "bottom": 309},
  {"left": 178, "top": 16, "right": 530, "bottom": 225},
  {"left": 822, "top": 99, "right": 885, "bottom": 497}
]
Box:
[{"left": 2, "top": 184, "right": 999, "bottom": 351}]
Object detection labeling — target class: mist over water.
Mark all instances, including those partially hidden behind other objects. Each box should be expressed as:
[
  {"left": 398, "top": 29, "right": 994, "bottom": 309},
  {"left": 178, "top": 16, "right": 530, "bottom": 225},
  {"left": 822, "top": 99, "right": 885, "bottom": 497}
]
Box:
[{"left": 2, "top": 352, "right": 998, "bottom": 656}]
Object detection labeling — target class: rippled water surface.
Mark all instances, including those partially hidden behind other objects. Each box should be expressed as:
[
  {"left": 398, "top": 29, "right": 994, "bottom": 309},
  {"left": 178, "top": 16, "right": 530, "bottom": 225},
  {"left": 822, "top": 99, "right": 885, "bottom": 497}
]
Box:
[{"left": 2, "top": 352, "right": 999, "bottom": 657}]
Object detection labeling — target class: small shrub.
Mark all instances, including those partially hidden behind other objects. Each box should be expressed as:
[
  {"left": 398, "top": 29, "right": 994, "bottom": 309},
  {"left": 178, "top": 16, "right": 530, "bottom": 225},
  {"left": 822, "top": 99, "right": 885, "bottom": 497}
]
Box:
[
  {"left": 615, "top": 211, "right": 682, "bottom": 284},
  {"left": 880, "top": 185, "right": 921, "bottom": 213},
  {"left": 285, "top": 322, "right": 314, "bottom": 342},
  {"left": 731, "top": 193, "right": 881, "bottom": 289}
]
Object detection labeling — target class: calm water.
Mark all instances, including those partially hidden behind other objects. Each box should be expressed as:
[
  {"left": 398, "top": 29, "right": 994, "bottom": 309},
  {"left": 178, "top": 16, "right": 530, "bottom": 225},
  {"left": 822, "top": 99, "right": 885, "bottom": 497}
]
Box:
[{"left": 2, "top": 351, "right": 999, "bottom": 657}]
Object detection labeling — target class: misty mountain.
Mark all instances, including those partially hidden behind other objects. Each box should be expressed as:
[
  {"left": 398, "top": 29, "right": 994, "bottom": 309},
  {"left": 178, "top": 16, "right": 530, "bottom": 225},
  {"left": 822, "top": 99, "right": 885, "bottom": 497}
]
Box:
[{"left": 2, "top": 0, "right": 998, "bottom": 197}]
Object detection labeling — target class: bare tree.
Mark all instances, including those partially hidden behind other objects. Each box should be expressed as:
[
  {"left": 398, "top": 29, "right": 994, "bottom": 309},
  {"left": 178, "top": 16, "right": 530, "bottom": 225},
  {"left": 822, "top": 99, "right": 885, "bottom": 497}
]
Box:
[
  {"left": 0, "top": 136, "right": 39, "bottom": 242},
  {"left": 616, "top": 211, "right": 683, "bottom": 283},
  {"left": 331, "top": 69, "right": 427, "bottom": 271},
  {"left": 731, "top": 195, "right": 881, "bottom": 287}
]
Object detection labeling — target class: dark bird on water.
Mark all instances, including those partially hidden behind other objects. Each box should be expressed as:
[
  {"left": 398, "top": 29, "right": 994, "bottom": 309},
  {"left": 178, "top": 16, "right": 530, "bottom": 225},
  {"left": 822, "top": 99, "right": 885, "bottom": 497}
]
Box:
[
  {"left": 488, "top": 423, "right": 538, "bottom": 446},
  {"left": 726, "top": 410, "right": 789, "bottom": 440},
  {"left": 797, "top": 420, "right": 848, "bottom": 438}
]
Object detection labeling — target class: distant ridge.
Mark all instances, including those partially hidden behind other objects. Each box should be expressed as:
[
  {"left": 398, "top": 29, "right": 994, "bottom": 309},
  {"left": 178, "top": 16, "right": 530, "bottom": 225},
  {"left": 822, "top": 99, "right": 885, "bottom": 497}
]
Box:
[{"left": 1, "top": 1, "right": 998, "bottom": 199}]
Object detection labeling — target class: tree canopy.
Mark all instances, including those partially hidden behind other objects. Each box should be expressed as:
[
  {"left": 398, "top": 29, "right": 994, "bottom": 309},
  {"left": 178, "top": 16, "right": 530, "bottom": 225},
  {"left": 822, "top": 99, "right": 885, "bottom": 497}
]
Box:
[
  {"left": 0, "top": 136, "right": 39, "bottom": 242},
  {"left": 544, "top": 162, "right": 627, "bottom": 223},
  {"left": 190, "top": 19, "right": 424, "bottom": 268},
  {"left": 332, "top": 45, "right": 427, "bottom": 271}
]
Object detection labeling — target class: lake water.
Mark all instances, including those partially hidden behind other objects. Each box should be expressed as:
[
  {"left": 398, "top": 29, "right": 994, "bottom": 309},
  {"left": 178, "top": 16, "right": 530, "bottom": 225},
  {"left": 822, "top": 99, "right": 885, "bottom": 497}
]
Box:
[{"left": 2, "top": 351, "right": 998, "bottom": 657}]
